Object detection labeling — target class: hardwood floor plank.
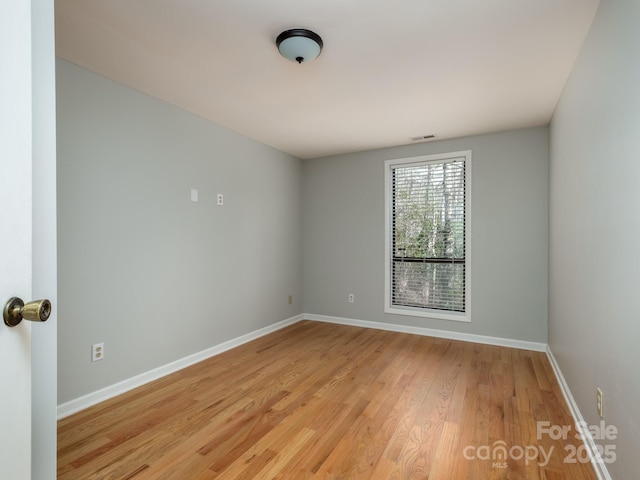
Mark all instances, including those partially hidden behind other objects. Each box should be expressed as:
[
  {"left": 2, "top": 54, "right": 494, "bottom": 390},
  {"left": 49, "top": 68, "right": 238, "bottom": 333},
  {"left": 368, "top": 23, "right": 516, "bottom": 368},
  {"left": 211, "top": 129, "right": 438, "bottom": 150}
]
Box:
[
  {"left": 58, "top": 321, "right": 598, "bottom": 479},
  {"left": 428, "top": 421, "right": 463, "bottom": 479}
]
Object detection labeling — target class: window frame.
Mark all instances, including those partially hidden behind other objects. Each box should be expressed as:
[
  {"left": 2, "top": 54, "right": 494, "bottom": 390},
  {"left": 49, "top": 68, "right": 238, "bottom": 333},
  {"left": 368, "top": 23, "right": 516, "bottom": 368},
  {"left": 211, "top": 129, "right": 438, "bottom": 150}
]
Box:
[{"left": 384, "top": 151, "right": 472, "bottom": 322}]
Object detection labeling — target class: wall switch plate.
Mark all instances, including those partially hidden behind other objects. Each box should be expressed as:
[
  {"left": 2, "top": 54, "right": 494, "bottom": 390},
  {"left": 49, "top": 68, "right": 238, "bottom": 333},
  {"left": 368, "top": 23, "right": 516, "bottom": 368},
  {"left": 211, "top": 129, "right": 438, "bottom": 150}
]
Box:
[
  {"left": 190, "top": 188, "right": 198, "bottom": 202},
  {"left": 92, "top": 343, "right": 104, "bottom": 362}
]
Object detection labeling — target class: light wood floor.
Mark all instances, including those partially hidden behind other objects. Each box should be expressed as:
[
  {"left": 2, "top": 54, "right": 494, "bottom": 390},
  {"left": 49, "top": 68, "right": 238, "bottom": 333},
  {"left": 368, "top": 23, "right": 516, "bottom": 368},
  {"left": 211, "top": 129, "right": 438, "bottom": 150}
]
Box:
[{"left": 58, "top": 321, "right": 597, "bottom": 479}]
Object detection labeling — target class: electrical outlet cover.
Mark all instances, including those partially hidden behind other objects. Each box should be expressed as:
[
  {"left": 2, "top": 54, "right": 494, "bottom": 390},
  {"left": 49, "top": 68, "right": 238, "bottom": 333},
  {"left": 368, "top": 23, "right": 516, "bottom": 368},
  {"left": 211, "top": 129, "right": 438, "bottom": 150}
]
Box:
[{"left": 596, "top": 387, "right": 603, "bottom": 418}]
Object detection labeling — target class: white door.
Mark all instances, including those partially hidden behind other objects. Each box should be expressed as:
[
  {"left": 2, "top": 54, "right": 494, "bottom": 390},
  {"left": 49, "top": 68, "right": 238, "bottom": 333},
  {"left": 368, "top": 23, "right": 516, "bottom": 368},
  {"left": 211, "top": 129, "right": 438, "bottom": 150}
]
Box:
[{"left": 0, "top": 0, "right": 57, "bottom": 478}]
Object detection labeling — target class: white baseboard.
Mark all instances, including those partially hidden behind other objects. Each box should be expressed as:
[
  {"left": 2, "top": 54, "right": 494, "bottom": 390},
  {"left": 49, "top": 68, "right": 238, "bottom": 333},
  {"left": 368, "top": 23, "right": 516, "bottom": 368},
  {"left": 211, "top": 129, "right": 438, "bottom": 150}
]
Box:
[
  {"left": 546, "top": 347, "right": 612, "bottom": 480},
  {"left": 57, "top": 314, "right": 304, "bottom": 419},
  {"left": 303, "top": 313, "right": 547, "bottom": 352}
]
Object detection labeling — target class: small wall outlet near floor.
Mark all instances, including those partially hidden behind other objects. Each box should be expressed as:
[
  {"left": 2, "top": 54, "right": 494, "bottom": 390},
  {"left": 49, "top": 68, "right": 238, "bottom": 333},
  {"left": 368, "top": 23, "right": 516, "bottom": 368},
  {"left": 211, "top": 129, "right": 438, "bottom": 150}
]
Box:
[
  {"left": 348, "top": 293, "right": 355, "bottom": 304},
  {"left": 596, "top": 387, "right": 604, "bottom": 418},
  {"left": 288, "top": 295, "right": 293, "bottom": 305},
  {"left": 92, "top": 343, "right": 104, "bottom": 362}
]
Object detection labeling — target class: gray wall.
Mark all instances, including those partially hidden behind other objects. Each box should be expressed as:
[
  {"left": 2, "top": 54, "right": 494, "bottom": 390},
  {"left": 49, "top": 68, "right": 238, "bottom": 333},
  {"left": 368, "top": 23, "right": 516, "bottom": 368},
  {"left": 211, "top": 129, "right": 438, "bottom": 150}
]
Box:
[
  {"left": 549, "top": 0, "right": 640, "bottom": 478},
  {"left": 57, "top": 60, "right": 303, "bottom": 404},
  {"left": 303, "top": 127, "right": 549, "bottom": 343}
]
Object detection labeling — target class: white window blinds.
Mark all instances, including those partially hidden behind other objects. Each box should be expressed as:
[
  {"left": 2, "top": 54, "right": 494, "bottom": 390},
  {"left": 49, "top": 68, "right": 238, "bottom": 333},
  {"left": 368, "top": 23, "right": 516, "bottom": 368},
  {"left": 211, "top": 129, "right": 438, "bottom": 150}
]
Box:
[{"left": 390, "top": 157, "right": 466, "bottom": 313}]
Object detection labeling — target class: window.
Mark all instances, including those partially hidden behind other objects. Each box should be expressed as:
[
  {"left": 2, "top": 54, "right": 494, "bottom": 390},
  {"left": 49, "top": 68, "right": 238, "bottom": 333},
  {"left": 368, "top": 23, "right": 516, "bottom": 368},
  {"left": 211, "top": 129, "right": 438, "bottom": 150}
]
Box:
[{"left": 385, "top": 151, "right": 471, "bottom": 322}]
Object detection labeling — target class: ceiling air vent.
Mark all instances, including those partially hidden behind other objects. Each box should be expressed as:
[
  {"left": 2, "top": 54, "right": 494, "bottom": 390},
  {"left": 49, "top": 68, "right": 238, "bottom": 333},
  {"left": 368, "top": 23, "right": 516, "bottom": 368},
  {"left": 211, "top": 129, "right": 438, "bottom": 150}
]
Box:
[{"left": 411, "top": 134, "right": 437, "bottom": 142}]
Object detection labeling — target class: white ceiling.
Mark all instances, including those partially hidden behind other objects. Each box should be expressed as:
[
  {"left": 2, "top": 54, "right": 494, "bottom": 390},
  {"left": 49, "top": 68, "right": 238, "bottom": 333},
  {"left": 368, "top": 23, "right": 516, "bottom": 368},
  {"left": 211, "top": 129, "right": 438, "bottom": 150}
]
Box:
[{"left": 55, "top": 0, "right": 599, "bottom": 159}]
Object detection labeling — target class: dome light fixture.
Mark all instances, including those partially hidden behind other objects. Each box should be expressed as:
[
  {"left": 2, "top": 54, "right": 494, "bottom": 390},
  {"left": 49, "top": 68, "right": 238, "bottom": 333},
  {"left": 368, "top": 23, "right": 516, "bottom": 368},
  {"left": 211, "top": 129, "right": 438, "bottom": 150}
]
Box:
[{"left": 276, "top": 28, "right": 323, "bottom": 64}]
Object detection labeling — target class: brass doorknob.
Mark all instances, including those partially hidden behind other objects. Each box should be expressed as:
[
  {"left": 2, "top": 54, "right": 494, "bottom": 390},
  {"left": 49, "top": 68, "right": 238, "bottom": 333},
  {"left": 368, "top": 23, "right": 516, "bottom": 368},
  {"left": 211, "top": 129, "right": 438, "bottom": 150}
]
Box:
[{"left": 3, "top": 297, "right": 51, "bottom": 327}]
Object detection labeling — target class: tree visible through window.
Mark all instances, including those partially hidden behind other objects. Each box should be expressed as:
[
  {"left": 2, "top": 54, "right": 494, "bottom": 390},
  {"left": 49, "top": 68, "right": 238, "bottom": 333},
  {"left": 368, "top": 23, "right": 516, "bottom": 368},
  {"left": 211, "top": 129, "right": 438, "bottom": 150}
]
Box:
[{"left": 386, "top": 153, "right": 469, "bottom": 317}]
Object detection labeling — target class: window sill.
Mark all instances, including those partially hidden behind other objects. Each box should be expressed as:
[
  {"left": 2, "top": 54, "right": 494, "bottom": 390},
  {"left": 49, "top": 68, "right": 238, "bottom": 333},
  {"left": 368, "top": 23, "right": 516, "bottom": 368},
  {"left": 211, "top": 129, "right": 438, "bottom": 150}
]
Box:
[{"left": 385, "top": 305, "right": 471, "bottom": 323}]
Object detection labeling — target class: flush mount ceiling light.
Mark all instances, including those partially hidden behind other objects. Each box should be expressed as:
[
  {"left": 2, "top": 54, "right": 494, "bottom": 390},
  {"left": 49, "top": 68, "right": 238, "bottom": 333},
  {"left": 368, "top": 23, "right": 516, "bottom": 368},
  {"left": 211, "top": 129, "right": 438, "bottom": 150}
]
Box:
[{"left": 276, "top": 29, "right": 323, "bottom": 64}]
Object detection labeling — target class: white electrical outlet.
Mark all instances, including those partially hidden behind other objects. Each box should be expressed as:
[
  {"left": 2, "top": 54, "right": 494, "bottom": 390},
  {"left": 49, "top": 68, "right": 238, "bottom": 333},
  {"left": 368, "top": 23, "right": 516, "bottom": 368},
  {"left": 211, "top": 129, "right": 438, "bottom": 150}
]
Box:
[
  {"left": 217, "top": 193, "right": 224, "bottom": 206},
  {"left": 92, "top": 343, "right": 104, "bottom": 362},
  {"left": 348, "top": 293, "right": 355, "bottom": 303},
  {"left": 597, "top": 387, "right": 604, "bottom": 418}
]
